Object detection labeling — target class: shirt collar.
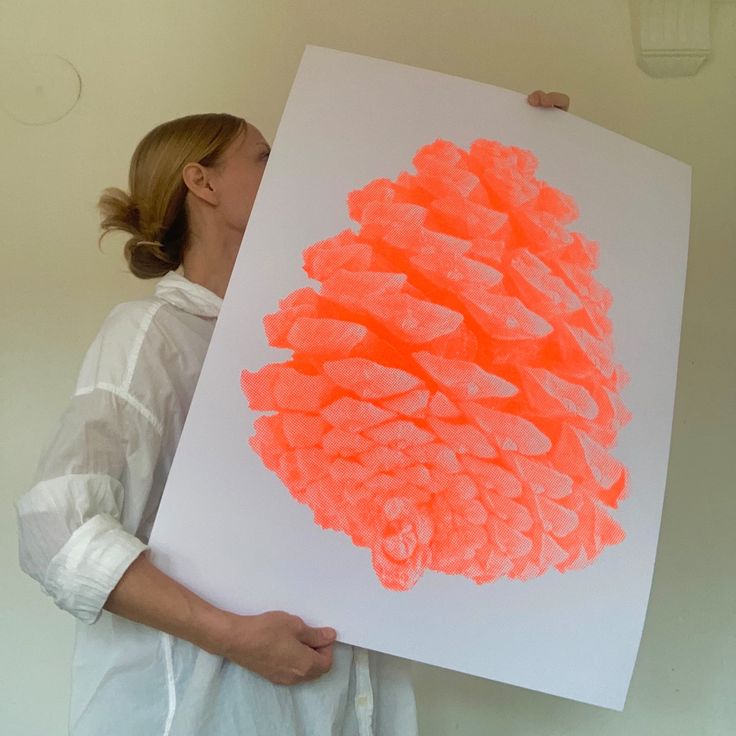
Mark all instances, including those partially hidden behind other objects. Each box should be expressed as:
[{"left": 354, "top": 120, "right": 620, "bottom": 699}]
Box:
[{"left": 154, "top": 271, "right": 223, "bottom": 318}]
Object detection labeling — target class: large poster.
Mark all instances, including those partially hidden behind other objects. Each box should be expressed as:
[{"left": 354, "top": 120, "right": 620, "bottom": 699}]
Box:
[{"left": 150, "top": 46, "right": 691, "bottom": 709}]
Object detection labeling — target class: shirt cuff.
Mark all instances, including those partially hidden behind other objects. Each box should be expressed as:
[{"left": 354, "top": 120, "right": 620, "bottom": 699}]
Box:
[{"left": 45, "top": 513, "right": 148, "bottom": 624}]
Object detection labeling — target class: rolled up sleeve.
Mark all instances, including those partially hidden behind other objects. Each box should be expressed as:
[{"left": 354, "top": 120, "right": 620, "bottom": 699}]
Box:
[{"left": 15, "top": 388, "right": 161, "bottom": 624}]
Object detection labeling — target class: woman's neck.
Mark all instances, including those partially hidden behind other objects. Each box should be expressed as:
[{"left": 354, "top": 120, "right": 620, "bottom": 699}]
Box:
[{"left": 181, "top": 231, "right": 241, "bottom": 299}]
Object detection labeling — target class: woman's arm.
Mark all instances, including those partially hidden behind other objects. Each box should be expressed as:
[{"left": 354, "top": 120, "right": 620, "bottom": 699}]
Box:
[
  {"left": 105, "top": 552, "right": 336, "bottom": 685},
  {"left": 17, "top": 387, "right": 334, "bottom": 687}
]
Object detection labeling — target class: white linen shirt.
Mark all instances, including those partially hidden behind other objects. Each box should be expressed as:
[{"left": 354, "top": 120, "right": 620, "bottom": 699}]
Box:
[{"left": 16, "top": 271, "right": 417, "bottom": 736}]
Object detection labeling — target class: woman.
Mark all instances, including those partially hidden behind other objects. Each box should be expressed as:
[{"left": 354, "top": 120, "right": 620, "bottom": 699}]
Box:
[{"left": 16, "top": 91, "right": 569, "bottom": 736}]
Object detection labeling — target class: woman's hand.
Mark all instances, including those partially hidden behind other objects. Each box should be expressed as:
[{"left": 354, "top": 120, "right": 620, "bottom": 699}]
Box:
[
  {"left": 217, "top": 610, "right": 336, "bottom": 685},
  {"left": 527, "top": 90, "right": 571, "bottom": 111}
]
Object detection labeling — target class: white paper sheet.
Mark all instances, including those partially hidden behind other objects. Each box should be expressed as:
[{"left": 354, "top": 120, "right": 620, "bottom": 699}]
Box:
[{"left": 150, "top": 46, "right": 691, "bottom": 709}]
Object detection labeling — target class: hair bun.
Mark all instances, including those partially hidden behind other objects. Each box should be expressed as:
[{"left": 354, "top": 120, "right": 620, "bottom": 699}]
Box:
[
  {"left": 98, "top": 187, "right": 143, "bottom": 238},
  {"left": 98, "top": 187, "right": 174, "bottom": 278}
]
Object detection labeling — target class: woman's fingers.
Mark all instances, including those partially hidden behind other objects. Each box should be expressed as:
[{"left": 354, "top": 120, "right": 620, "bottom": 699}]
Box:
[
  {"left": 298, "top": 624, "right": 337, "bottom": 649},
  {"left": 527, "top": 90, "right": 570, "bottom": 111},
  {"left": 309, "top": 642, "right": 334, "bottom": 675},
  {"left": 290, "top": 625, "right": 335, "bottom": 681}
]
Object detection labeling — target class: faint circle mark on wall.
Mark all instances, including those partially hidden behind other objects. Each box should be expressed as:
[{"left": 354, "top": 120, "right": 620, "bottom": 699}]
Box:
[{"left": 0, "top": 54, "right": 82, "bottom": 125}]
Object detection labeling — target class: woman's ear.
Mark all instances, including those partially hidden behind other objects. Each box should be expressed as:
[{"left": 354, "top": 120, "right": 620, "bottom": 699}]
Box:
[{"left": 182, "top": 162, "right": 218, "bottom": 205}]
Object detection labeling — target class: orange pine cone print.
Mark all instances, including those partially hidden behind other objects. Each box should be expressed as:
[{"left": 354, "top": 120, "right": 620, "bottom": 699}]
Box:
[{"left": 240, "top": 139, "right": 632, "bottom": 591}]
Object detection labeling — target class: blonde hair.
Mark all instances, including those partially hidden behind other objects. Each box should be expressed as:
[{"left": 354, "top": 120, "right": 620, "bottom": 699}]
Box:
[{"left": 98, "top": 113, "right": 247, "bottom": 279}]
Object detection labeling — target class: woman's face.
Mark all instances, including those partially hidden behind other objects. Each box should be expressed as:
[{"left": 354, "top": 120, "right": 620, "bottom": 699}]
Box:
[{"left": 212, "top": 125, "right": 271, "bottom": 238}]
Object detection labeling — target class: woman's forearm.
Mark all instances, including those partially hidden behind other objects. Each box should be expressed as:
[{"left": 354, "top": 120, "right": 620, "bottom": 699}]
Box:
[
  {"left": 104, "top": 551, "right": 233, "bottom": 655},
  {"left": 103, "top": 551, "right": 337, "bottom": 685}
]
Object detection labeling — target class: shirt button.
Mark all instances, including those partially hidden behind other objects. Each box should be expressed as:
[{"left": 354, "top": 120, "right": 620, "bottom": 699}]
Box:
[{"left": 356, "top": 695, "right": 369, "bottom": 707}]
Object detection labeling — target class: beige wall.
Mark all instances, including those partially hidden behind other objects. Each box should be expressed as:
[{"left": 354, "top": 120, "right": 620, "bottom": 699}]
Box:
[{"left": 2, "top": 1, "right": 734, "bottom": 734}]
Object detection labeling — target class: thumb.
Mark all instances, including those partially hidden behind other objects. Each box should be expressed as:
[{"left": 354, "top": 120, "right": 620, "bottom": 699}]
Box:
[{"left": 299, "top": 626, "right": 337, "bottom": 648}]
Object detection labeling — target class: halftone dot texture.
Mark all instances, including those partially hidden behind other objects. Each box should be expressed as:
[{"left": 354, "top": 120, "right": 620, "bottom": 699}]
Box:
[{"left": 241, "top": 139, "right": 631, "bottom": 591}]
